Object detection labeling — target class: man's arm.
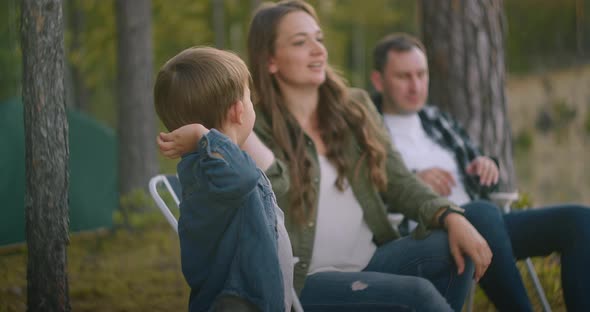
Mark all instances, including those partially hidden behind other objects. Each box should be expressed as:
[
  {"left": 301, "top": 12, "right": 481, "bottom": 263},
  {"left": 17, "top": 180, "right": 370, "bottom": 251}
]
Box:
[
  {"left": 423, "top": 108, "right": 500, "bottom": 196},
  {"left": 415, "top": 167, "right": 456, "bottom": 196}
]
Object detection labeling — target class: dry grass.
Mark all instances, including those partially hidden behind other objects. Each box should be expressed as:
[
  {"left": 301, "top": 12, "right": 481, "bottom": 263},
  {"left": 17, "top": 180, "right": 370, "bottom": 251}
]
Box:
[
  {"left": 469, "top": 254, "right": 566, "bottom": 311},
  {"left": 0, "top": 211, "right": 568, "bottom": 311},
  {"left": 507, "top": 64, "right": 590, "bottom": 206},
  {"left": 0, "top": 214, "right": 189, "bottom": 312}
]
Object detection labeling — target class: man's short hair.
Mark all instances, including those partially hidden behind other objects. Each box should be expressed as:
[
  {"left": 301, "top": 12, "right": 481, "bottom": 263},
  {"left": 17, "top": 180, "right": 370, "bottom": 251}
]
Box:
[
  {"left": 154, "top": 46, "right": 251, "bottom": 131},
  {"left": 373, "top": 33, "right": 426, "bottom": 73}
]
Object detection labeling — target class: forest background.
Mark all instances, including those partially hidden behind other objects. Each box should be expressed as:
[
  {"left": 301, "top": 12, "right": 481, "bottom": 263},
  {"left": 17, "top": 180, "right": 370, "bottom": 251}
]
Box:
[
  {"left": 1, "top": 0, "right": 589, "bottom": 311},
  {"left": 2, "top": 0, "right": 589, "bottom": 204}
]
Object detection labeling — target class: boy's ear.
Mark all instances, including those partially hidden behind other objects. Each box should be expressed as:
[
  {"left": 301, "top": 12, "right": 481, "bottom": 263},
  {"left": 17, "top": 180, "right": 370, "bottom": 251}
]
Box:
[{"left": 227, "top": 100, "right": 245, "bottom": 125}]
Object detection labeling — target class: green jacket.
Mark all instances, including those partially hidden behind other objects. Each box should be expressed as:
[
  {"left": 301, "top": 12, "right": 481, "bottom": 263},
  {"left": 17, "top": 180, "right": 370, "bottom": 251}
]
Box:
[{"left": 253, "top": 88, "right": 454, "bottom": 292}]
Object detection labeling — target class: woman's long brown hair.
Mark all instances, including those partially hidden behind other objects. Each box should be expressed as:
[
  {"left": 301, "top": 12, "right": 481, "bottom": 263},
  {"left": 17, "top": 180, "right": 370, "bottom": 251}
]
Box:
[{"left": 248, "top": 0, "right": 387, "bottom": 225}]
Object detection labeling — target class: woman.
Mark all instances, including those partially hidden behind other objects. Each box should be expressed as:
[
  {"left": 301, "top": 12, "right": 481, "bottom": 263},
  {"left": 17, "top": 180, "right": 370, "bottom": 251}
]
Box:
[{"left": 160, "top": 1, "right": 494, "bottom": 311}]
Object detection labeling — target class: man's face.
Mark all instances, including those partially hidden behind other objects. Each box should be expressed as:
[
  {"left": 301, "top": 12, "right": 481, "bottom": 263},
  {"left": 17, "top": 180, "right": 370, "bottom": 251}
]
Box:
[{"left": 371, "top": 47, "right": 429, "bottom": 115}]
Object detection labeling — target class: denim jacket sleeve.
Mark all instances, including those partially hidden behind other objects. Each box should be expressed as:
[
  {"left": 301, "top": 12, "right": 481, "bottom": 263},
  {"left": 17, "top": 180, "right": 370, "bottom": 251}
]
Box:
[
  {"left": 176, "top": 129, "right": 260, "bottom": 290},
  {"left": 191, "top": 129, "right": 259, "bottom": 202}
]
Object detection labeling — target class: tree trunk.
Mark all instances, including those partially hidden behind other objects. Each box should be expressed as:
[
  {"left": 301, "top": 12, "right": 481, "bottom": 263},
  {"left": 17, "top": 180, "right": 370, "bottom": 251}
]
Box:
[
  {"left": 421, "top": 0, "right": 516, "bottom": 191},
  {"left": 21, "top": 0, "right": 71, "bottom": 311},
  {"left": 115, "top": 0, "right": 158, "bottom": 197}
]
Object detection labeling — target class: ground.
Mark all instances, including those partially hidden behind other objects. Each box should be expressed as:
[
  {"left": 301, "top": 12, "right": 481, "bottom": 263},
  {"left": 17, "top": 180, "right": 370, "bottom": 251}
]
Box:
[{"left": 0, "top": 210, "right": 567, "bottom": 312}]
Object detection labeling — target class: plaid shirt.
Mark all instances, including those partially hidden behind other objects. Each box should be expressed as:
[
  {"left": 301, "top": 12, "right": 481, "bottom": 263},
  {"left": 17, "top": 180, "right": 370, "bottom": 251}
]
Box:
[{"left": 372, "top": 94, "right": 498, "bottom": 200}]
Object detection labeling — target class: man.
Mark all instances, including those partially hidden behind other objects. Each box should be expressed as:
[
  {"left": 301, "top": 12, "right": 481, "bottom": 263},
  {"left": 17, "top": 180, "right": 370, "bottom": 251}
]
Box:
[{"left": 370, "top": 32, "right": 590, "bottom": 311}]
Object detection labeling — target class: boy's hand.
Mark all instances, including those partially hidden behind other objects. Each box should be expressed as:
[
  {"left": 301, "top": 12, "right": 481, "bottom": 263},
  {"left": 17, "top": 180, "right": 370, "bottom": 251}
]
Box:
[{"left": 157, "top": 124, "right": 209, "bottom": 159}]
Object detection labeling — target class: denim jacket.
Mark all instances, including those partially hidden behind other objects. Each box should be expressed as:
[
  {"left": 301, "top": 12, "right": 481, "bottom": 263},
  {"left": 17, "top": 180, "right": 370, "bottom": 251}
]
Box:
[{"left": 177, "top": 129, "right": 284, "bottom": 312}]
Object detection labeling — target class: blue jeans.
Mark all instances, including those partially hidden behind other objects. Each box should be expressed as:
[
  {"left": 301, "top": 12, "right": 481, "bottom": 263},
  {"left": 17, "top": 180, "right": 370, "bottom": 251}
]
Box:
[
  {"left": 463, "top": 201, "right": 590, "bottom": 312},
  {"left": 299, "top": 231, "right": 474, "bottom": 311}
]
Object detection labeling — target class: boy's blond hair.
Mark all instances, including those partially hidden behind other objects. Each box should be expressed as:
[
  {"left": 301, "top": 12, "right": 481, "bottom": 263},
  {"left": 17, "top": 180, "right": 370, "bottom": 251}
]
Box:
[{"left": 154, "top": 46, "right": 251, "bottom": 131}]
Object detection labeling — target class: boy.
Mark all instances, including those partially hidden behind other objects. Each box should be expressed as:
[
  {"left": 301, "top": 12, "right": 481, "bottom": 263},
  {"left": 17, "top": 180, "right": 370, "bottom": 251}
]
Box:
[{"left": 154, "top": 47, "right": 293, "bottom": 312}]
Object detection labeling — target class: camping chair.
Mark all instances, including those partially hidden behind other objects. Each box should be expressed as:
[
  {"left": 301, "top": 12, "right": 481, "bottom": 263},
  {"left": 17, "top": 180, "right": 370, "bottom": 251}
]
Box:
[
  {"left": 466, "top": 192, "right": 552, "bottom": 312},
  {"left": 148, "top": 174, "right": 305, "bottom": 312}
]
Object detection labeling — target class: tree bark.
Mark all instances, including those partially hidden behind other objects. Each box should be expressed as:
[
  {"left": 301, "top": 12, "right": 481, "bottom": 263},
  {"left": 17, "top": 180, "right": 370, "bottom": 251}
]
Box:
[
  {"left": 115, "top": 0, "right": 158, "bottom": 197},
  {"left": 421, "top": 0, "right": 516, "bottom": 191},
  {"left": 21, "top": 0, "right": 71, "bottom": 311}
]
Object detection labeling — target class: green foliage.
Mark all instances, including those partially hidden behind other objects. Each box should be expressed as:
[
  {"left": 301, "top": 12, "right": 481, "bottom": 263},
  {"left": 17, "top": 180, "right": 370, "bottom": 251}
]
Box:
[
  {"left": 0, "top": 0, "right": 21, "bottom": 102},
  {"left": 64, "top": 0, "right": 117, "bottom": 126},
  {"left": 153, "top": 0, "right": 212, "bottom": 67},
  {"left": 309, "top": 0, "right": 417, "bottom": 88},
  {"left": 119, "top": 189, "right": 155, "bottom": 213},
  {"left": 505, "top": 0, "right": 581, "bottom": 73},
  {"left": 4, "top": 0, "right": 586, "bottom": 126},
  {"left": 0, "top": 216, "right": 189, "bottom": 311},
  {"left": 116, "top": 188, "right": 158, "bottom": 229},
  {"left": 511, "top": 191, "right": 534, "bottom": 210}
]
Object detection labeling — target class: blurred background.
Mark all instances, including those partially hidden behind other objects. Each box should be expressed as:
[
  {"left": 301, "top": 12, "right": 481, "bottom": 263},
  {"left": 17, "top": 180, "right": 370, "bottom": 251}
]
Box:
[{"left": 1, "top": 0, "right": 589, "bottom": 311}]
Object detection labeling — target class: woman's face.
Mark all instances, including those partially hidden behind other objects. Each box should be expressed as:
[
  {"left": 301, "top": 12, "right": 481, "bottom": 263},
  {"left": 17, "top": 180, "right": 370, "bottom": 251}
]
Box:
[{"left": 268, "top": 11, "right": 327, "bottom": 89}]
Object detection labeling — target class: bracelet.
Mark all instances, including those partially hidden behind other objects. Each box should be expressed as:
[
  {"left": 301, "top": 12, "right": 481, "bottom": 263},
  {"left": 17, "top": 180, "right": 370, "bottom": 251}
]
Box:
[{"left": 438, "top": 205, "right": 465, "bottom": 228}]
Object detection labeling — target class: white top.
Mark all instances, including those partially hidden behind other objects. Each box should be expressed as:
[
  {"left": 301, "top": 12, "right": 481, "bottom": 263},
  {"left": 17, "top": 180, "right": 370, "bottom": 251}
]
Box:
[
  {"left": 275, "top": 205, "right": 294, "bottom": 312},
  {"left": 384, "top": 113, "right": 471, "bottom": 205},
  {"left": 307, "top": 155, "right": 377, "bottom": 275},
  {"left": 261, "top": 172, "right": 294, "bottom": 312}
]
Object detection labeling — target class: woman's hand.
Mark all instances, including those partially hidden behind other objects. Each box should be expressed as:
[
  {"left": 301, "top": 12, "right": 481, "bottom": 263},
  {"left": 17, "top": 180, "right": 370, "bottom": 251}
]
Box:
[
  {"left": 157, "top": 123, "right": 209, "bottom": 159},
  {"left": 445, "top": 213, "right": 492, "bottom": 282}
]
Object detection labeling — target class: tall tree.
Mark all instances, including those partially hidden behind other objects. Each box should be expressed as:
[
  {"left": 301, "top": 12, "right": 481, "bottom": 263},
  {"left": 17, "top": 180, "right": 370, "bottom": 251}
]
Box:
[
  {"left": 421, "top": 0, "right": 516, "bottom": 191},
  {"left": 21, "top": 0, "right": 71, "bottom": 311},
  {"left": 115, "top": 0, "right": 158, "bottom": 198}
]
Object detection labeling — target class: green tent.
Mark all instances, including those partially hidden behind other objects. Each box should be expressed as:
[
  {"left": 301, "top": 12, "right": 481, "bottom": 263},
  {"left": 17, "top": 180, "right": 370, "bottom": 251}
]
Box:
[{"left": 0, "top": 98, "right": 117, "bottom": 246}]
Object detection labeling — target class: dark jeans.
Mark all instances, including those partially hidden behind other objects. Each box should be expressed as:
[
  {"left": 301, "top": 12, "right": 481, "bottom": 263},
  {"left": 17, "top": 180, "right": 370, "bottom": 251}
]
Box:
[
  {"left": 299, "top": 231, "right": 474, "bottom": 312},
  {"left": 209, "top": 295, "right": 260, "bottom": 312},
  {"left": 463, "top": 201, "right": 590, "bottom": 312}
]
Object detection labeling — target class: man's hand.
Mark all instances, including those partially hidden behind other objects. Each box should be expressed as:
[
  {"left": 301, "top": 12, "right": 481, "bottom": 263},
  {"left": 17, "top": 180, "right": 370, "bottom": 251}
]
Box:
[
  {"left": 157, "top": 123, "right": 209, "bottom": 159},
  {"left": 416, "top": 168, "right": 456, "bottom": 196},
  {"left": 445, "top": 213, "right": 492, "bottom": 282},
  {"left": 465, "top": 156, "right": 499, "bottom": 186}
]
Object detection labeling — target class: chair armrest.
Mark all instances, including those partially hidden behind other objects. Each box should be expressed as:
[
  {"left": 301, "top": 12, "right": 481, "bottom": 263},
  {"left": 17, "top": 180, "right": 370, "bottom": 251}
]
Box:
[{"left": 489, "top": 192, "right": 519, "bottom": 213}]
